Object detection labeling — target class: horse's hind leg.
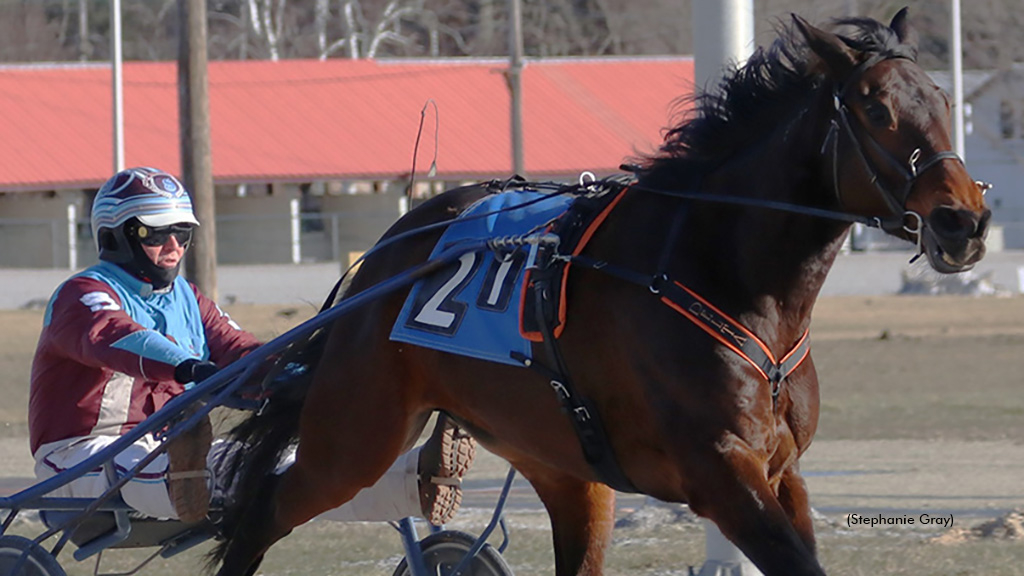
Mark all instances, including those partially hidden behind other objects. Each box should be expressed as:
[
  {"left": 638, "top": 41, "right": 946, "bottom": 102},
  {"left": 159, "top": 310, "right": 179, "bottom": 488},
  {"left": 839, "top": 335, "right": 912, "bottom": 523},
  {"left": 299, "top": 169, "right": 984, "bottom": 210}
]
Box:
[
  {"left": 217, "top": 353, "right": 421, "bottom": 576},
  {"left": 684, "top": 436, "right": 825, "bottom": 576},
  {"left": 516, "top": 462, "right": 616, "bottom": 576}
]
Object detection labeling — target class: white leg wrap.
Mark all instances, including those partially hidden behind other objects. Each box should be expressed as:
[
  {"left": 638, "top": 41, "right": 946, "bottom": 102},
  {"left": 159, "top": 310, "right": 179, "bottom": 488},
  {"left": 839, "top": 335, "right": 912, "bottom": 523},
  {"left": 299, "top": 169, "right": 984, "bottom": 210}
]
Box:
[
  {"left": 323, "top": 447, "right": 422, "bottom": 522},
  {"left": 208, "top": 441, "right": 423, "bottom": 522}
]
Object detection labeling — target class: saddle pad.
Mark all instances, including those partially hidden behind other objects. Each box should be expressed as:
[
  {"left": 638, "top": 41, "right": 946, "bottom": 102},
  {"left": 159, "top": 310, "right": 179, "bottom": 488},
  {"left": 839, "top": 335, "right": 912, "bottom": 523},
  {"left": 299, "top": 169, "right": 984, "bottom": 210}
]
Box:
[{"left": 390, "top": 191, "right": 573, "bottom": 366}]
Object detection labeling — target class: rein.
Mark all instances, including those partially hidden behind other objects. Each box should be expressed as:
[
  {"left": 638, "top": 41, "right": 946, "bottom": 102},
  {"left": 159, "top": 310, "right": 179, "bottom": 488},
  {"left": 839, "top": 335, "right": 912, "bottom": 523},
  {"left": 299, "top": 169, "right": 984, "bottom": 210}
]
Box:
[{"left": 628, "top": 180, "right": 898, "bottom": 230}]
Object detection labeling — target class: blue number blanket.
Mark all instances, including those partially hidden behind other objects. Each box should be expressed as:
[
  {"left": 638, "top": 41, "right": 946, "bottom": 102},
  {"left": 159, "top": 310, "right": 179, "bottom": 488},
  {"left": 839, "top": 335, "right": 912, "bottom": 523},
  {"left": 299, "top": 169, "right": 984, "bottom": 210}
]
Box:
[{"left": 389, "top": 190, "right": 573, "bottom": 365}]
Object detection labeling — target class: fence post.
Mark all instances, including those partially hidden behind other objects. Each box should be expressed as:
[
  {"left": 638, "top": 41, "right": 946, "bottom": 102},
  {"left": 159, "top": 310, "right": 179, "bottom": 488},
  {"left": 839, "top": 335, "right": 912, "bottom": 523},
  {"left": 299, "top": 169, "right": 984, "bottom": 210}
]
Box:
[
  {"left": 67, "top": 203, "right": 78, "bottom": 271},
  {"left": 51, "top": 220, "right": 61, "bottom": 268},
  {"left": 331, "top": 214, "right": 340, "bottom": 263},
  {"left": 290, "top": 198, "right": 301, "bottom": 264}
]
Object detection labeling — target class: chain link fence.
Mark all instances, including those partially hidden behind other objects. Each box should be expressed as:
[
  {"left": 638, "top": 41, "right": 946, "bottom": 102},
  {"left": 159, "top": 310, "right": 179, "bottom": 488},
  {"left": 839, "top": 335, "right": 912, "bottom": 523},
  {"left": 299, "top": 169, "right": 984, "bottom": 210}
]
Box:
[
  {"left": 0, "top": 208, "right": 400, "bottom": 269},
  {"left": 2, "top": 212, "right": 1021, "bottom": 270}
]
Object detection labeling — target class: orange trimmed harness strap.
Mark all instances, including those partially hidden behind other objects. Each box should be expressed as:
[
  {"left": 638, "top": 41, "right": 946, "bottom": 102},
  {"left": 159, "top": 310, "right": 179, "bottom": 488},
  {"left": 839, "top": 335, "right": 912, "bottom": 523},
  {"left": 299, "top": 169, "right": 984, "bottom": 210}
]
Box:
[
  {"left": 568, "top": 256, "right": 812, "bottom": 397},
  {"left": 653, "top": 276, "right": 811, "bottom": 396}
]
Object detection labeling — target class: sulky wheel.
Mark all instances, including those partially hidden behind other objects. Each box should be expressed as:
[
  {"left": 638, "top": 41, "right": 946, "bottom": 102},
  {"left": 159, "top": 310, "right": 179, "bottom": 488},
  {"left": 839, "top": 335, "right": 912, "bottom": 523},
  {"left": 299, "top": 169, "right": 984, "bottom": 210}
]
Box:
[
  {"left": 0, "top": 535, "right": 66, "bottom": 576},
  {"left": 392, "top": 530, "right": 513, "bottom": 576}
]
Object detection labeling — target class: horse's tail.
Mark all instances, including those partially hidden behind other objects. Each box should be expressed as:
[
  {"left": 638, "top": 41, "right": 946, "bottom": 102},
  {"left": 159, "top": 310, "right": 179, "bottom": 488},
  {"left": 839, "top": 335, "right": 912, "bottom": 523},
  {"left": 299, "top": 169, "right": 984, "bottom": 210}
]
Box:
[{"left": 206, "top": 326, "right": 330, "bottom": 569}]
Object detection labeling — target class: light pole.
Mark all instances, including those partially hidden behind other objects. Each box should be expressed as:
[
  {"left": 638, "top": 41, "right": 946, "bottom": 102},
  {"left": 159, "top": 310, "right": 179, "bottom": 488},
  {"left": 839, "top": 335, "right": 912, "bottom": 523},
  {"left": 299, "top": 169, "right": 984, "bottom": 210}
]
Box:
[
  {"left": 691, "top": 0, "right": 754, "bottom": 96},
  {"left": 951, "top": 0, "right": 965, "bottom": 161},
  {"left": 111, "top": 0, "right": 124, "bottom": 172}
]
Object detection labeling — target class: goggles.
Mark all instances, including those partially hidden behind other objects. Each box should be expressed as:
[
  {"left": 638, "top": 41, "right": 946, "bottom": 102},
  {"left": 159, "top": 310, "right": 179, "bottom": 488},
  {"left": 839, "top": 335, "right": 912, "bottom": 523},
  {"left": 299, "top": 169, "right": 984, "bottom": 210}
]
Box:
[{"left": 135, "top": 224, "right": 194, "bottom": 248}]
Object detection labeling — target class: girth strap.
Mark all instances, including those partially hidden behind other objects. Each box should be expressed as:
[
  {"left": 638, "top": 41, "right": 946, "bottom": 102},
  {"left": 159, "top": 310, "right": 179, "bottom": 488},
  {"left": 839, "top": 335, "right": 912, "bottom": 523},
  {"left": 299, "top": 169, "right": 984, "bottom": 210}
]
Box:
[{"left": 514, "top": 263, "right": 640, "bottom": 494}]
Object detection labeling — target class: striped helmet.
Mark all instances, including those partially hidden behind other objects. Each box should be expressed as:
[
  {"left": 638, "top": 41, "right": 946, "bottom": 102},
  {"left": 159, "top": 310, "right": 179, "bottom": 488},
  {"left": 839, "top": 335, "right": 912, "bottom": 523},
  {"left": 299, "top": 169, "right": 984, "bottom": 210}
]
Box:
[{"left": 91, "top": 167, "right": 200, "bottom": 262}]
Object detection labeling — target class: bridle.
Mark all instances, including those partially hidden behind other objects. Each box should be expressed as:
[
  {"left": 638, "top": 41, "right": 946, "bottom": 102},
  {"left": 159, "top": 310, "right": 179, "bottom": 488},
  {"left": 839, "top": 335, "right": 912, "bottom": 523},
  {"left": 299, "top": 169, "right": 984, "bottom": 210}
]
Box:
[
  {"left": 821, "top": 52, "right": 964, "bottom": 249},
  {"left": 630, "top": 52, "right": 987, "bottom": 241}
]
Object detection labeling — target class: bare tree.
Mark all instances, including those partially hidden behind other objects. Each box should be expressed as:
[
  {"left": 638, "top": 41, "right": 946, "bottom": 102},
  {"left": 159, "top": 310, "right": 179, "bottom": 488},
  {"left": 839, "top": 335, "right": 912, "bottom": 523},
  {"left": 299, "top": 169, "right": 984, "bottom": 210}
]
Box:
[
  {"left": 309, "top": 0, "right": 470, "bottom": 59},
  {"left": 1, "top": 0, "right": 1023, "bottom": 69},
  {"left": 77, "top": 0, "right": 93, "bottom": 60},
  {"left": 0, "top": 3, "right": 74, "bottom": 62},
  {"left": 244, "top": 0, "right": 286, "bottom": 60}
]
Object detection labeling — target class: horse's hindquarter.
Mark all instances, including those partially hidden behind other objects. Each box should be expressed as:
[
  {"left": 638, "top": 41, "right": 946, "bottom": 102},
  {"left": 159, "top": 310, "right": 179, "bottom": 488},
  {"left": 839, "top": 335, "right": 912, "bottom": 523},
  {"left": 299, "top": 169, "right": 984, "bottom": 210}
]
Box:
[
  {"left": 300, "top": 186, "right": 492, "bottom": 442},
  {"left": 311, "top": 184, "right": 601, "bottom": 476}
]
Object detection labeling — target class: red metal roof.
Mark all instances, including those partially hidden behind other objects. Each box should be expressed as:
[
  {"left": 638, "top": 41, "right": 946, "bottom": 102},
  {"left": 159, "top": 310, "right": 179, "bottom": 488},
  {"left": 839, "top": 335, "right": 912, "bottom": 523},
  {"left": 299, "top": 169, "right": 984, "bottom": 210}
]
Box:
[{"left": 0, "top": 57, "right": 694, "bottom": 192}]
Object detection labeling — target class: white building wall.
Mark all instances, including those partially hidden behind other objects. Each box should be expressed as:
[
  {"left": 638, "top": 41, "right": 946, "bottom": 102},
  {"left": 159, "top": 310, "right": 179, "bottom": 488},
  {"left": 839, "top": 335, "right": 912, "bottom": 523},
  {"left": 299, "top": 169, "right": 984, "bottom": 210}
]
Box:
[
  {"left": 961, "top": 70, "right": 1024, "bottom": 248},
  {"left": 0, "top": 193, "right": 91, "bottom": 269}
]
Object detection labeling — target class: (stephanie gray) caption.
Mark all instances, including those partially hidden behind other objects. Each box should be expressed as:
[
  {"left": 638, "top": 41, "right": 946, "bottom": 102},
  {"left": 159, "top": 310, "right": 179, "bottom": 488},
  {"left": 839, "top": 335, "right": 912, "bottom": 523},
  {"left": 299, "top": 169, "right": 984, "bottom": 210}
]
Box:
[{"left": 846, "top": 513, "right": 953, "bottom": 529}]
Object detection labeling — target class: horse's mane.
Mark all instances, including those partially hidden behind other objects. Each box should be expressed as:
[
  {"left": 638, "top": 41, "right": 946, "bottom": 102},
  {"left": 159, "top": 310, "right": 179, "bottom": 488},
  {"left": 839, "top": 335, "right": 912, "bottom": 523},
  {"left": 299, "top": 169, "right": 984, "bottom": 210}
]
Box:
[{"left": 638, "top": 16, "right": 907, "bottom": 186}]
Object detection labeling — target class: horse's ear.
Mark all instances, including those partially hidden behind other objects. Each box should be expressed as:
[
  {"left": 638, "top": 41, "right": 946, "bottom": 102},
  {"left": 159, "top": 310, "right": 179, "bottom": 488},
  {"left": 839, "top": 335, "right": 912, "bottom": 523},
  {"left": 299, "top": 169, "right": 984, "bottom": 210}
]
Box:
[
  {"left": 889, "top": 7, "right": 920, "bottom": 56},
  {"left": 792, "top": 14, "right": 857, "bottom": 80}
]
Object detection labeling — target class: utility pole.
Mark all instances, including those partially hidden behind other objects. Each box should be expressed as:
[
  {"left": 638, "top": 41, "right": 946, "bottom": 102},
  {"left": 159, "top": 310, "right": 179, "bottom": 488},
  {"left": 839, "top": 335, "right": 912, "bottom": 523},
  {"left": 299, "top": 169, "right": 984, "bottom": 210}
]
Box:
[
  {"left": 507, "top": 0, "right": 525, "bottom": 177},
  {"left": 690, "top": 11, "right": 763, "bottom": 576},
  {"left": 178, "top": 0, "right": 218, "bottom": 299}
]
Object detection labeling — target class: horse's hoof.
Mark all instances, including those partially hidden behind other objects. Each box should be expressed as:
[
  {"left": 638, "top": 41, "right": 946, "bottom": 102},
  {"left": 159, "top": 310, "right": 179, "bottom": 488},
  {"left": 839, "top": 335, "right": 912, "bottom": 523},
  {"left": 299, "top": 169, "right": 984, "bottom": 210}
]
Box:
[{"left": 418, "top": 415, "right": 477, "bottom": 525}]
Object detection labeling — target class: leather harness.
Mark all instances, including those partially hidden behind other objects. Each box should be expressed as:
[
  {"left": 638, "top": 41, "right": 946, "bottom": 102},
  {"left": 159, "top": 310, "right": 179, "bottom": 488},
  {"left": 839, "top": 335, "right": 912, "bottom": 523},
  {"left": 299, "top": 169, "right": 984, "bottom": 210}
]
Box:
[{"left": 515, "top": 181, "right": 811, "bottom": 493}]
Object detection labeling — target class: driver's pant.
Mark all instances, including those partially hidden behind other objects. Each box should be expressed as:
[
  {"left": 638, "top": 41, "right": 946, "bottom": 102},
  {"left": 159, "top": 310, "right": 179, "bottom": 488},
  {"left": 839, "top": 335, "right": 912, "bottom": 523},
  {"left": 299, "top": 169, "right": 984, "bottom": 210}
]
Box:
[{"left": 34, "top": 434, "right": 422, "bottom": 522}]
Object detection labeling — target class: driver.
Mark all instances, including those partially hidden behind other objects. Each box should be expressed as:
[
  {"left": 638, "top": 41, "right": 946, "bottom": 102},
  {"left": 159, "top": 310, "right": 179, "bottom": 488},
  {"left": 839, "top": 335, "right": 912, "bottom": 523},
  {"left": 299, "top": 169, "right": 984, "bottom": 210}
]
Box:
[{"left": 29, "top": 166, "right": 473, "bottom": 525}]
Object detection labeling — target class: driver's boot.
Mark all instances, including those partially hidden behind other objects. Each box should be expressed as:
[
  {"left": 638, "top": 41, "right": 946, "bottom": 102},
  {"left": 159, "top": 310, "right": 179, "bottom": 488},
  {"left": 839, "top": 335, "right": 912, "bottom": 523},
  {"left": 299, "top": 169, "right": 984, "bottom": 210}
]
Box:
[
  {"left": 417, "top": 414, "right": 477, "bottom": 525},
  {"left": 166, "top": 408, "right": 213, "bottom": 523}
]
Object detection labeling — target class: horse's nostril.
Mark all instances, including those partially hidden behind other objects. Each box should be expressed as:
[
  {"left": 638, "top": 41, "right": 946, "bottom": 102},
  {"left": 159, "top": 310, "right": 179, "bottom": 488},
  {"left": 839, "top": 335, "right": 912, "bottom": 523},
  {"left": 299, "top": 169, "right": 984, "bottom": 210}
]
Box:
[
  {"left": 929, "top": 207, "right": 982, "bottom": 240},
  {"left": 973, "top": 209, "right": 992, "bottom": 239}
]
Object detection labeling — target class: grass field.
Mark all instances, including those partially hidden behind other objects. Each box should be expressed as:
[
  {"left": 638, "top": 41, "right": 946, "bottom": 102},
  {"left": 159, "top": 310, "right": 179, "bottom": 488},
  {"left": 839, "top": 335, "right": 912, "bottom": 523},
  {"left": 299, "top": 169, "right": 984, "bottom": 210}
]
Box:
[{"left": 2, "top": 295, "right": 1023, "bottom": 575}]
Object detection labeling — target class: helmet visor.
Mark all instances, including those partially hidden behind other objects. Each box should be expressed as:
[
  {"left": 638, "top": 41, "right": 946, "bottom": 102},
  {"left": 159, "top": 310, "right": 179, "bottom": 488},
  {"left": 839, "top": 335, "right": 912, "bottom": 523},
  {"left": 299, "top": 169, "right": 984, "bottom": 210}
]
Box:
[{"left": 136, "top": 210, "right": 200, "bottom": 228}]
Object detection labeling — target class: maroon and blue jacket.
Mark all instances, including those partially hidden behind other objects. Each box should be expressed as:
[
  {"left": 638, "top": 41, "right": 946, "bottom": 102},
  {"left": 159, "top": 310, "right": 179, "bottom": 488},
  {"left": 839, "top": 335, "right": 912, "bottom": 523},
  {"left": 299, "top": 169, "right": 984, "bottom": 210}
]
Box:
[{"left": 29, "top": 262, "right": 260, "bottom": 455}]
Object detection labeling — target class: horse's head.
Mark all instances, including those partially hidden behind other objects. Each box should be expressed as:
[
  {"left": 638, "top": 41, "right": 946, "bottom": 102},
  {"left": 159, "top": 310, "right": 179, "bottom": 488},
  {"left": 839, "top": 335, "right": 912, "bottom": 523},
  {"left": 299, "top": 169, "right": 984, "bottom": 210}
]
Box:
[{"left": 795, "top": 8, "right": 990, "bottom": 273}]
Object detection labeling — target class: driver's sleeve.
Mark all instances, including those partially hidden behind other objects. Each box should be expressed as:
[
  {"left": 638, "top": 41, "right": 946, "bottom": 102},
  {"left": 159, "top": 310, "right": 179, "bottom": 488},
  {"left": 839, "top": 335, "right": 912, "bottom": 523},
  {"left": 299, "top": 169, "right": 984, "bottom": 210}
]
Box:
[
  {"left": 44, "top": 277, "right": 192, "bottom": 382},
  {"left": 190, "top": 283, "right": 262, "bottom": 366}
]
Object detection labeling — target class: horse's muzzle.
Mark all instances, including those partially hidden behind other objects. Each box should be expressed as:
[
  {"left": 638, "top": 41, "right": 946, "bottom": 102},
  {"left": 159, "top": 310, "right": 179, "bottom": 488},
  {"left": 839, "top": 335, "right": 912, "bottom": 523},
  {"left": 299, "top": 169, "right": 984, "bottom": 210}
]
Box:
[{"left": 921, "top": 206, "right": 991, "bottom": 273}]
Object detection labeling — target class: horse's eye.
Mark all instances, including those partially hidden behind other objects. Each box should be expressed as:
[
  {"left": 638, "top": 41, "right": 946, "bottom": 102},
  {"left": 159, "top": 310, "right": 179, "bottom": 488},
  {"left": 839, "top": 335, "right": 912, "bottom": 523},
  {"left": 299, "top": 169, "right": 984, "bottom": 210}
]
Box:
[{"left": 863, "top": 102, "right": 891, "bottom": 127}]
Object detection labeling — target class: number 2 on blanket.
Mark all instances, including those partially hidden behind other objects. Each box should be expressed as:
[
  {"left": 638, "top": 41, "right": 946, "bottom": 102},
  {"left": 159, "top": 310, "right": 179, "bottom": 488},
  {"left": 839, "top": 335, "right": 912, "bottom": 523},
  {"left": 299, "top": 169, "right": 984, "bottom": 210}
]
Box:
[
  {"left": 407, "top": 252, "right": 524, "bottom": 334},
  {"left": 409, "top": 252, "right": 480, "bottom": 333}
]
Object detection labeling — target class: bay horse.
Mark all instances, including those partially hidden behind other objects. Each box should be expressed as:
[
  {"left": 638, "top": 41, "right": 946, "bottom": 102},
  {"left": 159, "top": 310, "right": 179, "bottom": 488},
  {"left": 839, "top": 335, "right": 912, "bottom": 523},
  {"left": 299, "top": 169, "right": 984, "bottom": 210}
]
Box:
[{"left": 213, "top": 9, "right": 989, "bottom": 576}]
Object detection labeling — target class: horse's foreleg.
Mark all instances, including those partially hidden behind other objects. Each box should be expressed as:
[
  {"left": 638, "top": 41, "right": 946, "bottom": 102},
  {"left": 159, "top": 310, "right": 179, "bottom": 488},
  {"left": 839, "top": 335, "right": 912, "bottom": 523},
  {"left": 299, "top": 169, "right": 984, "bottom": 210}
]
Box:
[
  {"left": 777, "top": 462, "right": 816, "bottom": 555},
  {"left": 684, "top": 436, "right": 826, "bottom": 576},
  {"left": 517, "top": 463, "right": 616, "bottom": 576}
]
